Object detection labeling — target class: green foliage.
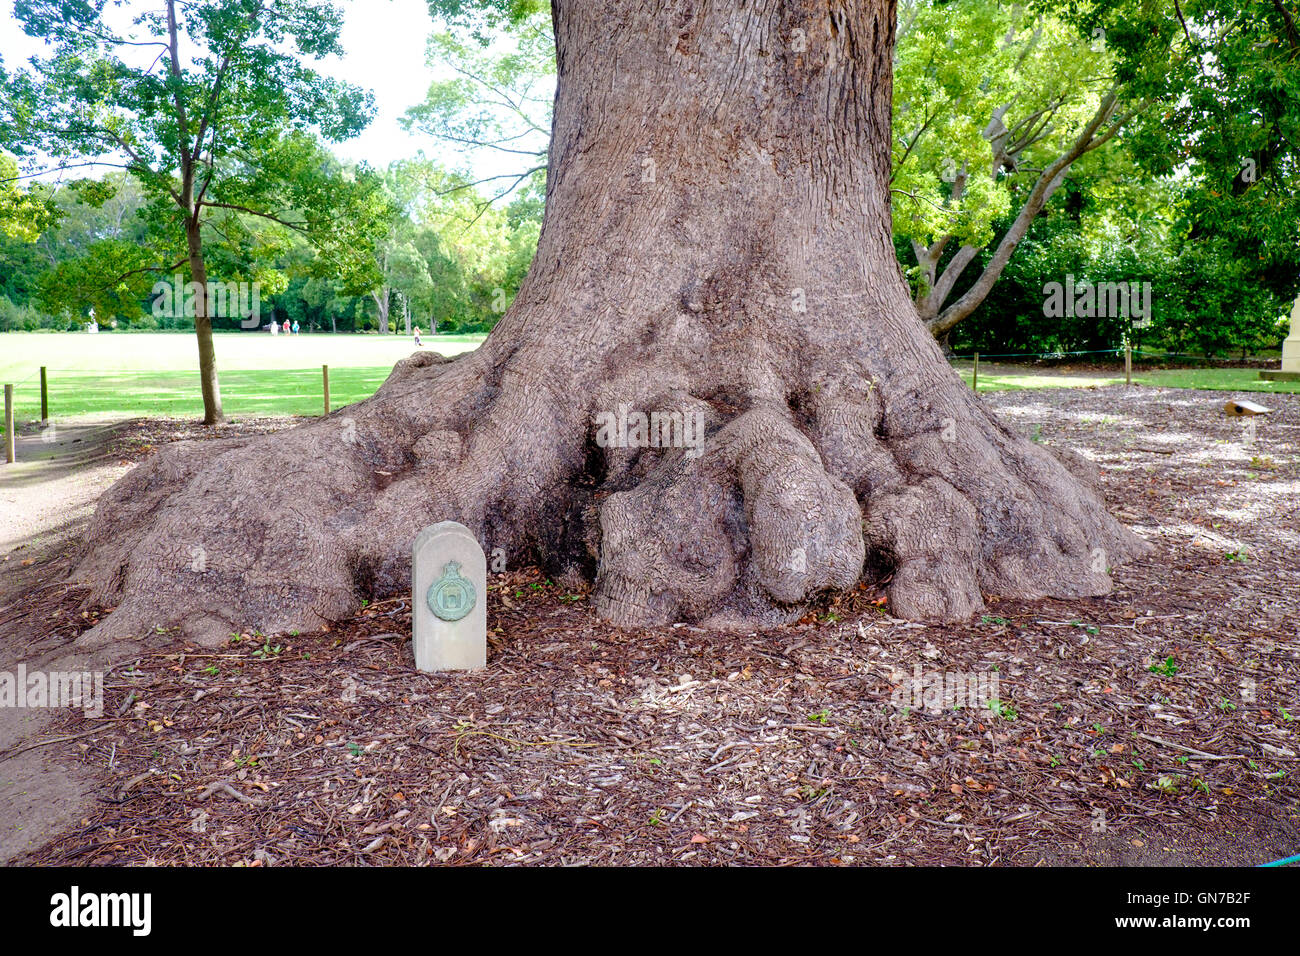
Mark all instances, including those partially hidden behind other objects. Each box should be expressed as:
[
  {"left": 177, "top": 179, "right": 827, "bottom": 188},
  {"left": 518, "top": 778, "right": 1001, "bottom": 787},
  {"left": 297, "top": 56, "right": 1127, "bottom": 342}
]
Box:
[
  {"left": 0, "top": 152, "right": 58, "bottom": 240},
  {"left": 892, "top": 0, "right": 1114, "bottom": 258},
  {"left": 0, "top": 293, "right": 49, "bottom": 331},
  {"left": 939, "top": 216, "right": 1145, "bottom": 353},
  {"left": 403, "top": 7, "right": 553, "bottom": 202},
  {"left": 1148, "top": 655, "right": 1179, "bottom": 678},
  {"left": 988, "top": 698, "right": 1019, "bottom": 720},
  {"left": 951, "top": 144, "right": 1287, "bottom": 357},
  {"left": 423, "top": 0, "right": 547, "bottom": 39},
  {"left": 1066, "top": 0, "right": 1300, "bottom": 340},
  {"left": 35, "top": 238, "right": 158, "bottom": 323}
]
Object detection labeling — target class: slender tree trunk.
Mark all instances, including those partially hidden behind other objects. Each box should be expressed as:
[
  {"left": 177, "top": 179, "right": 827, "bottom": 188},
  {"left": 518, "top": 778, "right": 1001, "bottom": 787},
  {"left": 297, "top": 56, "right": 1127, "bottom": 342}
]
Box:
[
  {"left": 185, "top": 217, "right": 224, "bottom": 425},
  {"left": 72, "top": 0, "right": 1147, "bottom": 649},
  {"left": 925, "top": 92, "right": 1125, "bottom": 337},
  {"left": 371, "top": 288, "right": 391, "bottom": 334}
]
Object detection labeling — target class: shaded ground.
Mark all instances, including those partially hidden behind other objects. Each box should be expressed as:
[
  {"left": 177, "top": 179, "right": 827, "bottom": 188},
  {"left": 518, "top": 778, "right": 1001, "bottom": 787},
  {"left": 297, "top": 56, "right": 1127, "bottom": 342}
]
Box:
[
  {"left": 2, "top": 386, "right": 1298, "bottom": 866},
  {"left": 0, "top": 420, "right": 139, "bottom": 863}
]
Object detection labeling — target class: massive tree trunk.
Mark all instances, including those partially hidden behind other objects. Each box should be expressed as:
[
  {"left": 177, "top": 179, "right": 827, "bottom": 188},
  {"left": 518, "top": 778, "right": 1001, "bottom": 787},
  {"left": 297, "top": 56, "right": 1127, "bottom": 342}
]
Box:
[{"left": 71, "top": 0, "right": 1148, "bottom": 649}]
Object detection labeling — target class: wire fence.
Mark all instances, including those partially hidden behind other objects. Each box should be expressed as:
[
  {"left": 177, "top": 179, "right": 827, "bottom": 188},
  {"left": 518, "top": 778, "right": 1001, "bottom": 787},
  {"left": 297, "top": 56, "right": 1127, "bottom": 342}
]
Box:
[
  {"left": 950, "top": 347, "right": 1279, "bottom": 363},
  {"left": 0, "top": 364, "right": 369, "bottom": 438},
  {"left": 2, "top": 346, "right": 1293, "bottom": 448}
]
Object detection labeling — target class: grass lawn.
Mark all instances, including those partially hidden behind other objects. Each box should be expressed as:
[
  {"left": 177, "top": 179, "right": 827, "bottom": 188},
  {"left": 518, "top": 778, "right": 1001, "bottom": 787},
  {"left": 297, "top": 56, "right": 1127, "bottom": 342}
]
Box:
[
  {"left": 950, "top": 360, "right": 1300, "bottom": 395},
  {"left": 1133, "top": 367, "right": 1300, "bottom": 393},
  {"left": 1, "top": 332, "right": 1297, "bottom": 424},
  {"left": 0, "top": 330, "right": 485, "bottom": 421}
]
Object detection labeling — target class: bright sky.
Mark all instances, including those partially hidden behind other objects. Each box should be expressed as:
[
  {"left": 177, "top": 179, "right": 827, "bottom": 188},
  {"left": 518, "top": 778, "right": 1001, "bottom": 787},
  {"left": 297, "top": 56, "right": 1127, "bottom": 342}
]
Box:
[
  {"left": 0, "top": 0, "right": 472, "bottom": 174},
  {"left": 315, "top": 0, "right": 443, "bottom": 167}
]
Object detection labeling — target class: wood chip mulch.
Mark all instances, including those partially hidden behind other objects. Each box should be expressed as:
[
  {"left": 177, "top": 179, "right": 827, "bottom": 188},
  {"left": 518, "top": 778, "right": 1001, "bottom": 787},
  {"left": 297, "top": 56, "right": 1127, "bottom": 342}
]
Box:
[{"left": 7, "top": 385, "right": 1299, "bottom": 866}]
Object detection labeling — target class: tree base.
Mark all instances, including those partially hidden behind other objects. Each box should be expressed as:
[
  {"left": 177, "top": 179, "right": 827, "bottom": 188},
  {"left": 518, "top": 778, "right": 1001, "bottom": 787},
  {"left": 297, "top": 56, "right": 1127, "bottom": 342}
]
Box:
[{"left": 71, "top": 335, "right": 1149, "bottom": 651}]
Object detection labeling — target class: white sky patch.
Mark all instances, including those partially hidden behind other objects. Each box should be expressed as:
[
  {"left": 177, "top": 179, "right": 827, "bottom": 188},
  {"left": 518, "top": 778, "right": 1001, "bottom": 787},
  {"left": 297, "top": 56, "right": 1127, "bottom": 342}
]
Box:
[{"left": 315, "top": 0, "right": 442, "bottom": 168}]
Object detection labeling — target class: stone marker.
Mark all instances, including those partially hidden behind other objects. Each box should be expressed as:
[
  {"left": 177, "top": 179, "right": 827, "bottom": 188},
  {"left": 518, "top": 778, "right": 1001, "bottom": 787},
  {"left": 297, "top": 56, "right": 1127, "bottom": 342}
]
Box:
[
  {"left": 1260, "top": 292, "right": 1300, "bottom": 382},
  {"left": 412, "top": 521, "right": 486, "bottom": 672},
  {"left": 1282, "top": 293, "right": 1300, "bottom": 373}
]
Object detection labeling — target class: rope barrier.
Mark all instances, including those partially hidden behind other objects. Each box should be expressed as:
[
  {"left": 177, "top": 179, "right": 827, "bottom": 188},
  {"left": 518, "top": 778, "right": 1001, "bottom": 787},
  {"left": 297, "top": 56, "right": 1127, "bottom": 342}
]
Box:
[
  {"left": 1133, "top": 348, "right": 1266, "bottom": 361},
  {"left": 949, "top": 347, "right": 1272, "bottom": 363}
]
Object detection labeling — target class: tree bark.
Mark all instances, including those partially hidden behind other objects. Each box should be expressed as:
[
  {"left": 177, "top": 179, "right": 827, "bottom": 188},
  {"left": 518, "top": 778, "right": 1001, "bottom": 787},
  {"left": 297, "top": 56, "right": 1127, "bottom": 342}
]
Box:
[
  {"left": 71, "top": 0, "right": 1148, "bottom": 649},
  {"left": 185, "top": 205, "right": 224, "bottom": 426},
  {"left": 166, "top": 0, "right": 223, "bottom": 426},
  {"left": 370, "top": 287, "right": 391, "bottom": 334}
]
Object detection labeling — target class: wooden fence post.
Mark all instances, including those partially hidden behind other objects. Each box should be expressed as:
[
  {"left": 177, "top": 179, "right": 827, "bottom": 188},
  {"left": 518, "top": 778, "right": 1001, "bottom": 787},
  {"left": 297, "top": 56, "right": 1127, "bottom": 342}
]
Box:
[
  {"left": 1125, "top": 344, "right": 1132, "bottom": 386},
  {"left": 40, "top": 366, "right": 48, "bottom": 422},
  {"left": 323, "top": 365, "right": 330, "bottom": 415},
  {"left": 972, "top": 352, "right": 979, "bottom": 391},
  {"left": 4, "top": 384, "right": 14, "bottom": 464}
]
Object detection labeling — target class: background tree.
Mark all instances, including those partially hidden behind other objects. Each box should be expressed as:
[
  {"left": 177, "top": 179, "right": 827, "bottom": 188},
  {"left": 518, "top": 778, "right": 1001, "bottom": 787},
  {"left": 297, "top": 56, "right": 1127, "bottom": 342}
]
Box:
[
  {"left": 366, "top": 161, "right": 442, "bottom": 334},
  {"left": 1084, "top": 0, "right": 1300, "bottom": 344},
  {"left": 370, "top": 240, "right": 434, "bottom": 334},
  {"left": 403, "top": 1, "right": 553, "bottom": 208},
  {"left": 947, "top": 144, "right": 1178, "bottom": 354},
  {"left": 1, "top": 0, "right": 386, "bottom": 422},
  {"left": 892, "top": 0, "right": 1139, "bottom": 341}
]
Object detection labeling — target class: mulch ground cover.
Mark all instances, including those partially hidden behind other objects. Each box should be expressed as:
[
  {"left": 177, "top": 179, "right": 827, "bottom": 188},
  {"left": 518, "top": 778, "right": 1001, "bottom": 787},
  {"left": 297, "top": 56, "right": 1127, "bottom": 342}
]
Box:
[{"left": 5, "top": 386, "right": 1298, "bottom": 866}]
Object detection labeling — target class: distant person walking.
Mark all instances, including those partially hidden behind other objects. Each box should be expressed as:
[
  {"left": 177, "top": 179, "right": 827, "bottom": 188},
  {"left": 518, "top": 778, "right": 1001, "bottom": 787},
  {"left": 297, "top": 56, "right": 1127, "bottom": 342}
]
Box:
[
  {"left": 413, "top": 326, "right": 422, "bottom": 347},
  {"left": 282, "top": 319, "right": 291, "bottom": 335},
  {"left": 269, "top": 318, "right": 278, "bottom": 336},
  {"left": 291, "top": 320, "right": 300, "bottom": 335}
]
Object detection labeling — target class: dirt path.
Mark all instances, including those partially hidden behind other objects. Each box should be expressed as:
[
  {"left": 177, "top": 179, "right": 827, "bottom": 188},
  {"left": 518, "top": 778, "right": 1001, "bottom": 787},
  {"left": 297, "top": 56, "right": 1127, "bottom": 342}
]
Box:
[
  {"left": 0, "top": 420, "right": 136, "bottom": 558},
  {"left": 0, "top": 419, "right": 138, "bottom": 863}
]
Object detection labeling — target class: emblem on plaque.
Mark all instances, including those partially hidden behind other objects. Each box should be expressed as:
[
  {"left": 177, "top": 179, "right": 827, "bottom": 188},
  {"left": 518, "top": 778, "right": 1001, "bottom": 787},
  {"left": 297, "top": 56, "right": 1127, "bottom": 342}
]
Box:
[{"left": 427, "top": 560, "right": 476, "bottom": 621}]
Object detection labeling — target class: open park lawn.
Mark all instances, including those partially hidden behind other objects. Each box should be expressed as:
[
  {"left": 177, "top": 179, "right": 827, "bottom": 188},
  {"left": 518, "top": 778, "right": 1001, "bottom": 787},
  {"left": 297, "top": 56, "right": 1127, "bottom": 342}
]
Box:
[{"left": 0, "top": 332, "right": 485, "bottom": 421}]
